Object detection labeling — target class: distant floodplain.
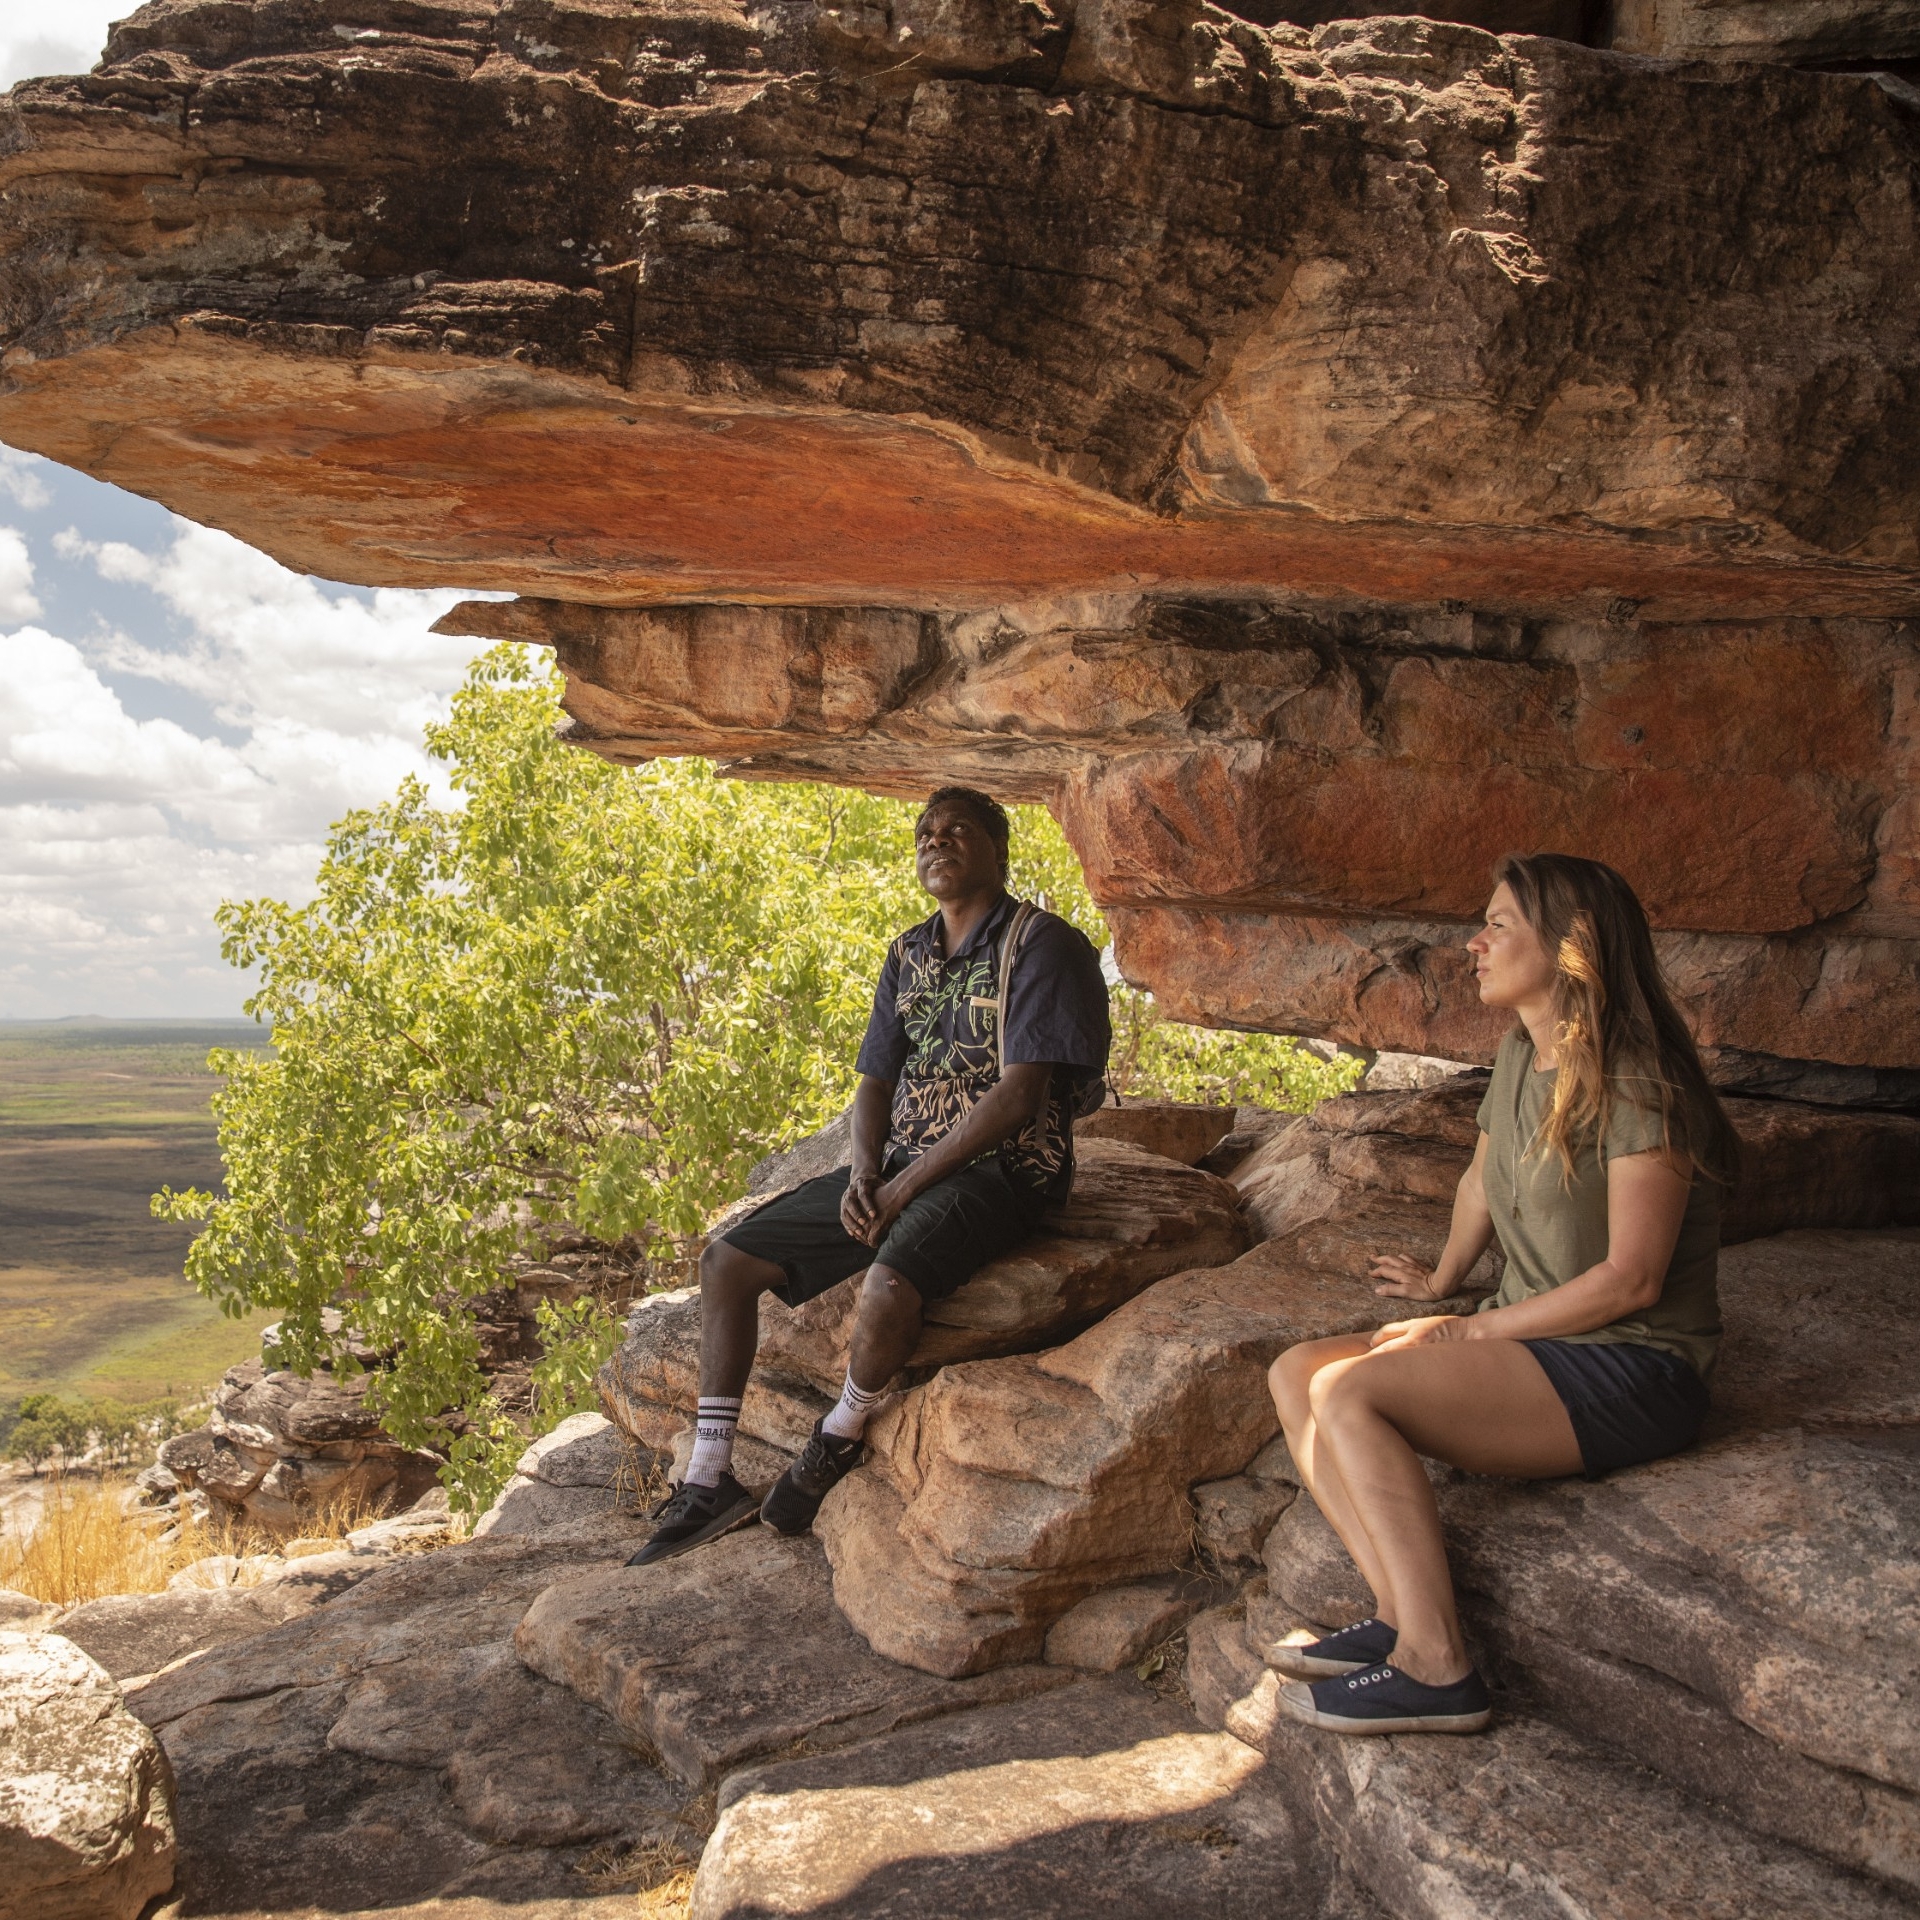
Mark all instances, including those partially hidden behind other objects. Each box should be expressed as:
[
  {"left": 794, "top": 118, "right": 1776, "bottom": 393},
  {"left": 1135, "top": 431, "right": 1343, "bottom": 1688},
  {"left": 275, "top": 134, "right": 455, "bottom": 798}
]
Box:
[{"left": 0, "top": 1019, "right": 276, "bottom": 1414}]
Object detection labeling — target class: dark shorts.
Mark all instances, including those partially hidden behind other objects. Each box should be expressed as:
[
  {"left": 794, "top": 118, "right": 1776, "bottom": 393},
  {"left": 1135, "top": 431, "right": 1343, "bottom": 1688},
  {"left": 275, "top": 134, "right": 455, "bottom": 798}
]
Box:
[
  {"left": 1523, "top": 1338, "right": 1709, "bottom": 1479},
  {"left": 719, "top": 1160, "right": 1047, "bottom": 1307}
]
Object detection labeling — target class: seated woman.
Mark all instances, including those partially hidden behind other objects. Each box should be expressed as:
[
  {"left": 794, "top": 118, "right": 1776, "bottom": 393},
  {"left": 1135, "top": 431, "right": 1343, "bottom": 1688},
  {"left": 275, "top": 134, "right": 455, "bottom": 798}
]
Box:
[{"left": 1267, "top": 852, "right": 1738, "bottom": 1736}]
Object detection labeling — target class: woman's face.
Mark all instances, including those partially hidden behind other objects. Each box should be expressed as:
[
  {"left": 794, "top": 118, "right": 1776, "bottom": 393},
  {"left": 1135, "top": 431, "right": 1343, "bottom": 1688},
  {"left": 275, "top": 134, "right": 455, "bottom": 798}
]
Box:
[{"left": 1467, "top": 881, "right": 1557, "bottom": 1010}]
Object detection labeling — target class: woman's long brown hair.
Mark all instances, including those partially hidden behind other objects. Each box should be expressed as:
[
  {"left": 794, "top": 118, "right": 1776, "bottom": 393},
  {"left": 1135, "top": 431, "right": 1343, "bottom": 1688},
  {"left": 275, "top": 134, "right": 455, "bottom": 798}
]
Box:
[{"left": 1495, "top": 853, "right": 1740, "bottom": 1185}]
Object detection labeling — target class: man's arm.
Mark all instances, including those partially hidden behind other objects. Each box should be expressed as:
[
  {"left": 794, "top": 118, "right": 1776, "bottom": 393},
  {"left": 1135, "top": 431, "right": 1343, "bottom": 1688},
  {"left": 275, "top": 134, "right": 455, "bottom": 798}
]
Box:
[
  {"left": 839, "top": 1074, "right": 896, "bottom": 1240},
  {"left": 853, "top": 1064, "right": 1052, "bottom": 1247}
]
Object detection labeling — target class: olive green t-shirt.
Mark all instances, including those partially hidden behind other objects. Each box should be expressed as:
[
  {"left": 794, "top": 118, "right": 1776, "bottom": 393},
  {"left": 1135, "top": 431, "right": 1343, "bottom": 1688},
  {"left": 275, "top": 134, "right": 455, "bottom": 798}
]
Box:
[{"left": 1475, "top": 1030, "right": 1722, "bottom": 1379}]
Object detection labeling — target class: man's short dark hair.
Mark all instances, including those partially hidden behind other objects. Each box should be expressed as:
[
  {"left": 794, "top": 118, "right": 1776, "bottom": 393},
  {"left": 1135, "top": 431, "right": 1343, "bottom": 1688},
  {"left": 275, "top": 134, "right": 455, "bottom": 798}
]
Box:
[{"left": 919, "top": 785, "right": 1011, "bottom": 870}]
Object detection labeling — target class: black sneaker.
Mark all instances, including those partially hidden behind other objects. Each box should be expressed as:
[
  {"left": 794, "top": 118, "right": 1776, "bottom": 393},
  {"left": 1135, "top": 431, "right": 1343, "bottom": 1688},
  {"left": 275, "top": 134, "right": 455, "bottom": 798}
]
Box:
[
  {"left": 759, "top": 1420, "right": 864, "bottom": 1535},
  {"left": 1280, "top": 1661, "right": 1493, "bottom": 1735},
  {"left": 1267, "top": 1616, "right": 1398, "bottom": 1679},
  {"left": 625, "top": 1472, "right": 759, "bottom": 1566}
]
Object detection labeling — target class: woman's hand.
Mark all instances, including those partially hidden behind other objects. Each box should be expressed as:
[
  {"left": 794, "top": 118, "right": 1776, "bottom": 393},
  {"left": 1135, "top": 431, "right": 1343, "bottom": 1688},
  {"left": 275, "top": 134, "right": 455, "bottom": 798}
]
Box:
[
  {"left": 1367, "top": 1313, "right": 1474, "bottom": 1352},
  {"left": 1370, "top": 1254, "right": 1453, "bottom": 1301}
]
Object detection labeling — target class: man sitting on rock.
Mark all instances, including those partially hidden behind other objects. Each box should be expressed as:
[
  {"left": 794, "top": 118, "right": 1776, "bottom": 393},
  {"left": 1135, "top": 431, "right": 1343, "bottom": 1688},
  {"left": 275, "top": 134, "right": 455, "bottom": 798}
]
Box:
[{"left": 631, "top": 785, "right": 1111, "bottom": 1565}]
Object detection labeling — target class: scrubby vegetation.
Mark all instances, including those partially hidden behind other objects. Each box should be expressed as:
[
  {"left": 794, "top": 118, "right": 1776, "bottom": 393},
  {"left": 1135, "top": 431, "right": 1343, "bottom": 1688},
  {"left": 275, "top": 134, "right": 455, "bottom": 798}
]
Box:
[
  {"left": 2, "top": 1392, "right": 195, "bottom": 1471},
  {"left": 156, "top": 647, "right": 1359, "bottom": 1509}
]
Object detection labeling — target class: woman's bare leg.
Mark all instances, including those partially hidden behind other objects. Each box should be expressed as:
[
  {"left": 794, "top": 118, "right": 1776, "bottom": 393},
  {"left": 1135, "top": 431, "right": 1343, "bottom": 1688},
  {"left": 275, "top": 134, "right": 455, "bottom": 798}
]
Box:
[
  {"left": 1309, "top": 1340, "right": 1581, "bottom": 1685},
  {"left": 1268, "top": 1337, "right": 1398, "bottom": 1621}
]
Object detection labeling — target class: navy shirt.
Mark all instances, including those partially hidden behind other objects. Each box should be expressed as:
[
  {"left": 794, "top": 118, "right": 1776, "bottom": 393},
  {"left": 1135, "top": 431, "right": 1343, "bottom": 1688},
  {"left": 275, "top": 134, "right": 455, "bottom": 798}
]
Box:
[{"left": 855, "top": 893, "right": 1111, "bottom": 1201}]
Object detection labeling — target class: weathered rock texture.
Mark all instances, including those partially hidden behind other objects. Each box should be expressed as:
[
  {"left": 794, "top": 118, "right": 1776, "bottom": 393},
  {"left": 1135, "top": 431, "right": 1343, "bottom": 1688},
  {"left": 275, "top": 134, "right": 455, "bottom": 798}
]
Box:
[
  {"left": 471, "top": 1408, "right": 651, "bottom": 1545},
  {"left": 157, "top": 1358, "right": 445, "bottom": 1535},
  {"left": 799, "top": 1080, "right": 1919, "bottom": 1675},
  {"left": 598, "top": 1137, "right": 1248, "bottom": 1459},
  {"left": 691, "top": 1676, "right": 1308, "bottom": 1919},
  {"left": 2, "top": 0, "right": 1918, "bottom": 1078},
  {"left": 124, "top": 1537, "right": 693, "bottom": 1917},
  {"left": 0, "top": 1632, "right": 176, "bottom": 1920}
]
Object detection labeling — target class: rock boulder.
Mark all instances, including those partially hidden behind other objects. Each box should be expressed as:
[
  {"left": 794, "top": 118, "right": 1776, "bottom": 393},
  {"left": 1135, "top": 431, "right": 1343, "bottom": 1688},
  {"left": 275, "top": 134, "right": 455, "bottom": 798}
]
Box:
[
  {"left": 599, "top": 1140, "right": 1246, "bottom": 1462},
  {"left": 158, "top": 1360, "right": 444, "bottom": 1535},
  {"left": 470, "top": 1410, "right": 651, "bottom": 1548},
  {"left": 0, "top": 1632, "right": 176, "bottom": 1920},
  {"left": 3, "top": 1, "right": 1919, "bottom": 1078},
  {"left": 1074, "top": 1102, "right": 1237, "bottom": 1166}
]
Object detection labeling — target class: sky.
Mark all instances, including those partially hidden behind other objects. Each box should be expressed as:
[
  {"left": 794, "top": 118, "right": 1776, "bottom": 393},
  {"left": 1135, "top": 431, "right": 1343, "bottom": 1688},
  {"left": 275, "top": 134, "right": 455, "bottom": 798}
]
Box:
[
  {"left": 0, "top": 11, "right": 502, "bottom": 1020},
  {"left": 1, "top": 0, "right": 124, "bottom": 97},
  {"left": 0, "top": 452, "right": 490, "bottom": 1019}
]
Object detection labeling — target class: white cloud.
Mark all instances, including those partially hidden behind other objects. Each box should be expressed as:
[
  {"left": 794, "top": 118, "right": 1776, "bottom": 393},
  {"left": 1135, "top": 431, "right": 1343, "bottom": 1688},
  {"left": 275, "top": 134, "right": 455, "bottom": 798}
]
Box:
[
  {"left": 1, "top": 0, "right": 124, "bottom": 90},
  {"left": 2, "top": 511, "right": 492, "bottom": 1017},
  {"left": 0, "top": 450, "right": 51, "bottom": 512},
  {"left": 0, "top": 629, "right": 256, "bottom": 811},
  {"left": 62, "top": 522, "right": 479, "bottom": 749},
  {"left": 0, "top": 528, "right": 40, "bottom": 621}
]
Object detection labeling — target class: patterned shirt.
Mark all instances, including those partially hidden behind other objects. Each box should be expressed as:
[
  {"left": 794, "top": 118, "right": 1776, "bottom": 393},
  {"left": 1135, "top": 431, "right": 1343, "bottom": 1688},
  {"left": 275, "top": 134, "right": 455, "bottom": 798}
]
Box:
[{"left": 855, "top": 893, "right": 1111, "bottom": 1202}]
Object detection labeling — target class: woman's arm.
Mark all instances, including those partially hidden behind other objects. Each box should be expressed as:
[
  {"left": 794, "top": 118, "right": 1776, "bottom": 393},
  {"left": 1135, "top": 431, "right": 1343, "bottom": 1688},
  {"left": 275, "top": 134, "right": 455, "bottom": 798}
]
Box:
[
  {"left": 1370, "top": 1148, "right": 1692, "bottom": 1349},
  {"left": 1371, "top": 1133, "right": 1497, "bottom": 1301}
]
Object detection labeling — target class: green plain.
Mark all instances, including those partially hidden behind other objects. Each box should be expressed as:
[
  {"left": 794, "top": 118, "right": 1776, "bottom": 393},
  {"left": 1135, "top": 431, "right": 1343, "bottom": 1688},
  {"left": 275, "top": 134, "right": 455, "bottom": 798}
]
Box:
[{"left": 0, "top": 1020, "right": 277, "bottom": 1411}]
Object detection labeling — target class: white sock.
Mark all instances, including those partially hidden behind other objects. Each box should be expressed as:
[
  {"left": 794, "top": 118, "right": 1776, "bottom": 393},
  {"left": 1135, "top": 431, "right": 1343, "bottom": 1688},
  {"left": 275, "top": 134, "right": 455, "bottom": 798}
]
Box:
[
  {"left": 684, "top": 1397, "right": 742, "bottom": 1487},
  {"left": 822, "top": 1373, "right": 887, "bottom": 1442}
]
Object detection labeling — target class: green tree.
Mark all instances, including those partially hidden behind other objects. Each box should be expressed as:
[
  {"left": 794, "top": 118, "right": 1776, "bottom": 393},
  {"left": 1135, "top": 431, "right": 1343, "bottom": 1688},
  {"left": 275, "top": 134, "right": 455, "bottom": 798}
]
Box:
[
  {"left": 3, "top": 1394, "right": 89, "bottom": 1470},
  {"left": 157, "top": 645, "right": 1356, "bottom": 1510}
]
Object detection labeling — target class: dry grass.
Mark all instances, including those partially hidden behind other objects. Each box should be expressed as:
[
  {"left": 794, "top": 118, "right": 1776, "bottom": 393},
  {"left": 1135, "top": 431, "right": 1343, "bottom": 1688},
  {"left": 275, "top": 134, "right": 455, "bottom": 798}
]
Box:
[
  {"left": 572, "top": 1834, "right": 699, "bottom": 1914},
  {"left": 0, "top": 1472, "right": 435, "bottom": 1606},
  {"left": 0, "top": 1476, "right": 169, "bottom": 1605},
  {"left": 635, "top": 1867, "right": 697, "bottom": 1918}
]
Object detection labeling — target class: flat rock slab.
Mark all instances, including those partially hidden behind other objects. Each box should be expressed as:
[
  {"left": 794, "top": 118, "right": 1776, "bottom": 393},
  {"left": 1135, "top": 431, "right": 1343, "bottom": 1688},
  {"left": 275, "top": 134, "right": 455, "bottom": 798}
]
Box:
[
  {"left": 127, "top": 1539, "right": 604, "bottom": 1732},
  {"left": 692, "top": 1674, "right": 1319, "bottom": 1920},
  {"left": 1074, "top": 1103, "right": 1237, "bottom": 1167},
  {"left": 0, "top": 1631, "right": 176, "bottom": 1920},
  {"left": 112, "top": 1538, "right": 697, "bottom": 1918},
  {"left": 1193, "top": 1607, "right": 1912, "bottom": 1920},
  {"left": 516, "top": 1525, "right": 1076, "bottom": 1785},
  {"left": 57, "top": 1552, "right": 382, "bottom": 1683}
]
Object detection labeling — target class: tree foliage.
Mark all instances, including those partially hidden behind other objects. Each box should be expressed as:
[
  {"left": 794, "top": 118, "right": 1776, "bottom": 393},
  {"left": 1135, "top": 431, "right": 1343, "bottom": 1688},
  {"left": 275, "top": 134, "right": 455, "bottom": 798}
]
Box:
[
  {"left": 2, "top": 1393, "right": 190, "bottom": 1471},
  {"left": 157, "top": 646, "right": 1358, "bottom": 1508}
]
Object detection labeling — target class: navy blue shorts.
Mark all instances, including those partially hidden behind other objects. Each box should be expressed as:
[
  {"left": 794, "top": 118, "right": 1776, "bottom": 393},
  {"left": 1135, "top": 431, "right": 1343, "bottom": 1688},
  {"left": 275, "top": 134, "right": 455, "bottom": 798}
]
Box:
[
  {"left": 1522, "top": 1338, "right": 1709, "bottom": 1478},
  {"left": 719, "top": 1160, "right": 1046, "bottom": 1307}
]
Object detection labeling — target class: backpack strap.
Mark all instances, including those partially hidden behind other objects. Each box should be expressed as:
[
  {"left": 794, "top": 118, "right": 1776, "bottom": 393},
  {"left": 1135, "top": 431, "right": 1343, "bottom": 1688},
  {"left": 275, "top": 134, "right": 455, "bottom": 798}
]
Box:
[{"left": 992, "top": 900, "right": 1039, "bottom": 1080}]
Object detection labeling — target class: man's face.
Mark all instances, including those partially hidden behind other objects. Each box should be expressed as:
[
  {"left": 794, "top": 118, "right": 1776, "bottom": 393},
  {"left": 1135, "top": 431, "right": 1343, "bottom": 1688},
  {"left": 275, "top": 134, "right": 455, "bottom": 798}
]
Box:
[{"left": 914, "top": 801, "right": 1004, "bottom": 900}]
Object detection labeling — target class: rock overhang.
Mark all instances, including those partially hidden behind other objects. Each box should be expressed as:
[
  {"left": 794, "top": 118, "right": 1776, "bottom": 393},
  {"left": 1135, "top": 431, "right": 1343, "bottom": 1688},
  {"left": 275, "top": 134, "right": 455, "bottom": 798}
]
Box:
[{"left": 2, "top": 0, "right": 1917, "bottom": 1080}]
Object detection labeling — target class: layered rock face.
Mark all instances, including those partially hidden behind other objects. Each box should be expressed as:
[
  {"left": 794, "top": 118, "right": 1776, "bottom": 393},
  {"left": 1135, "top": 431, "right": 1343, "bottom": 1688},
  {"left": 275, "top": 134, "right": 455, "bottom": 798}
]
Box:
[
  {"left": 592, "top": 1081, "right": 1920, "bottom": 1683},
  {"left": 157, "top": 1359, "right": 446, "bottom": 1534},
  {"left": 2, "top": 0, "right": 1917, "bottom": 1083}
]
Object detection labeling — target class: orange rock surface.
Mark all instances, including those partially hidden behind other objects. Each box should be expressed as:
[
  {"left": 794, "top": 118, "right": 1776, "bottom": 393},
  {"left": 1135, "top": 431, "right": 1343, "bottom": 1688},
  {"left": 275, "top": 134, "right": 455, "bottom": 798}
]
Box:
[{"left": 2, "top": 0, "right": 1917, "bottom": 1081}]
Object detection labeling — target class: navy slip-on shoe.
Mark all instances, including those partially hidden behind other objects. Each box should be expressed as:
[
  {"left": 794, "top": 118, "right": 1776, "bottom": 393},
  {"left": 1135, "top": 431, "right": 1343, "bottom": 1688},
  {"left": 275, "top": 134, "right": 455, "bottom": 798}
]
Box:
[
  {"left": 1280, "top": 1660, "right": 1493, "bottom": 1735},
  {"left": 1267, "top": 1616, "right": 1398, "bottom": 1679}
]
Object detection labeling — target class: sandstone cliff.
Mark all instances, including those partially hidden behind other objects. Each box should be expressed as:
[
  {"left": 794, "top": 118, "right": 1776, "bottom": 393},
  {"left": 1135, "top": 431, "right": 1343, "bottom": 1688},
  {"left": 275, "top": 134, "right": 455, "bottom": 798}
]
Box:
[{"left": 1, "top": 0, "right": 1916, "bottom": 1087}]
